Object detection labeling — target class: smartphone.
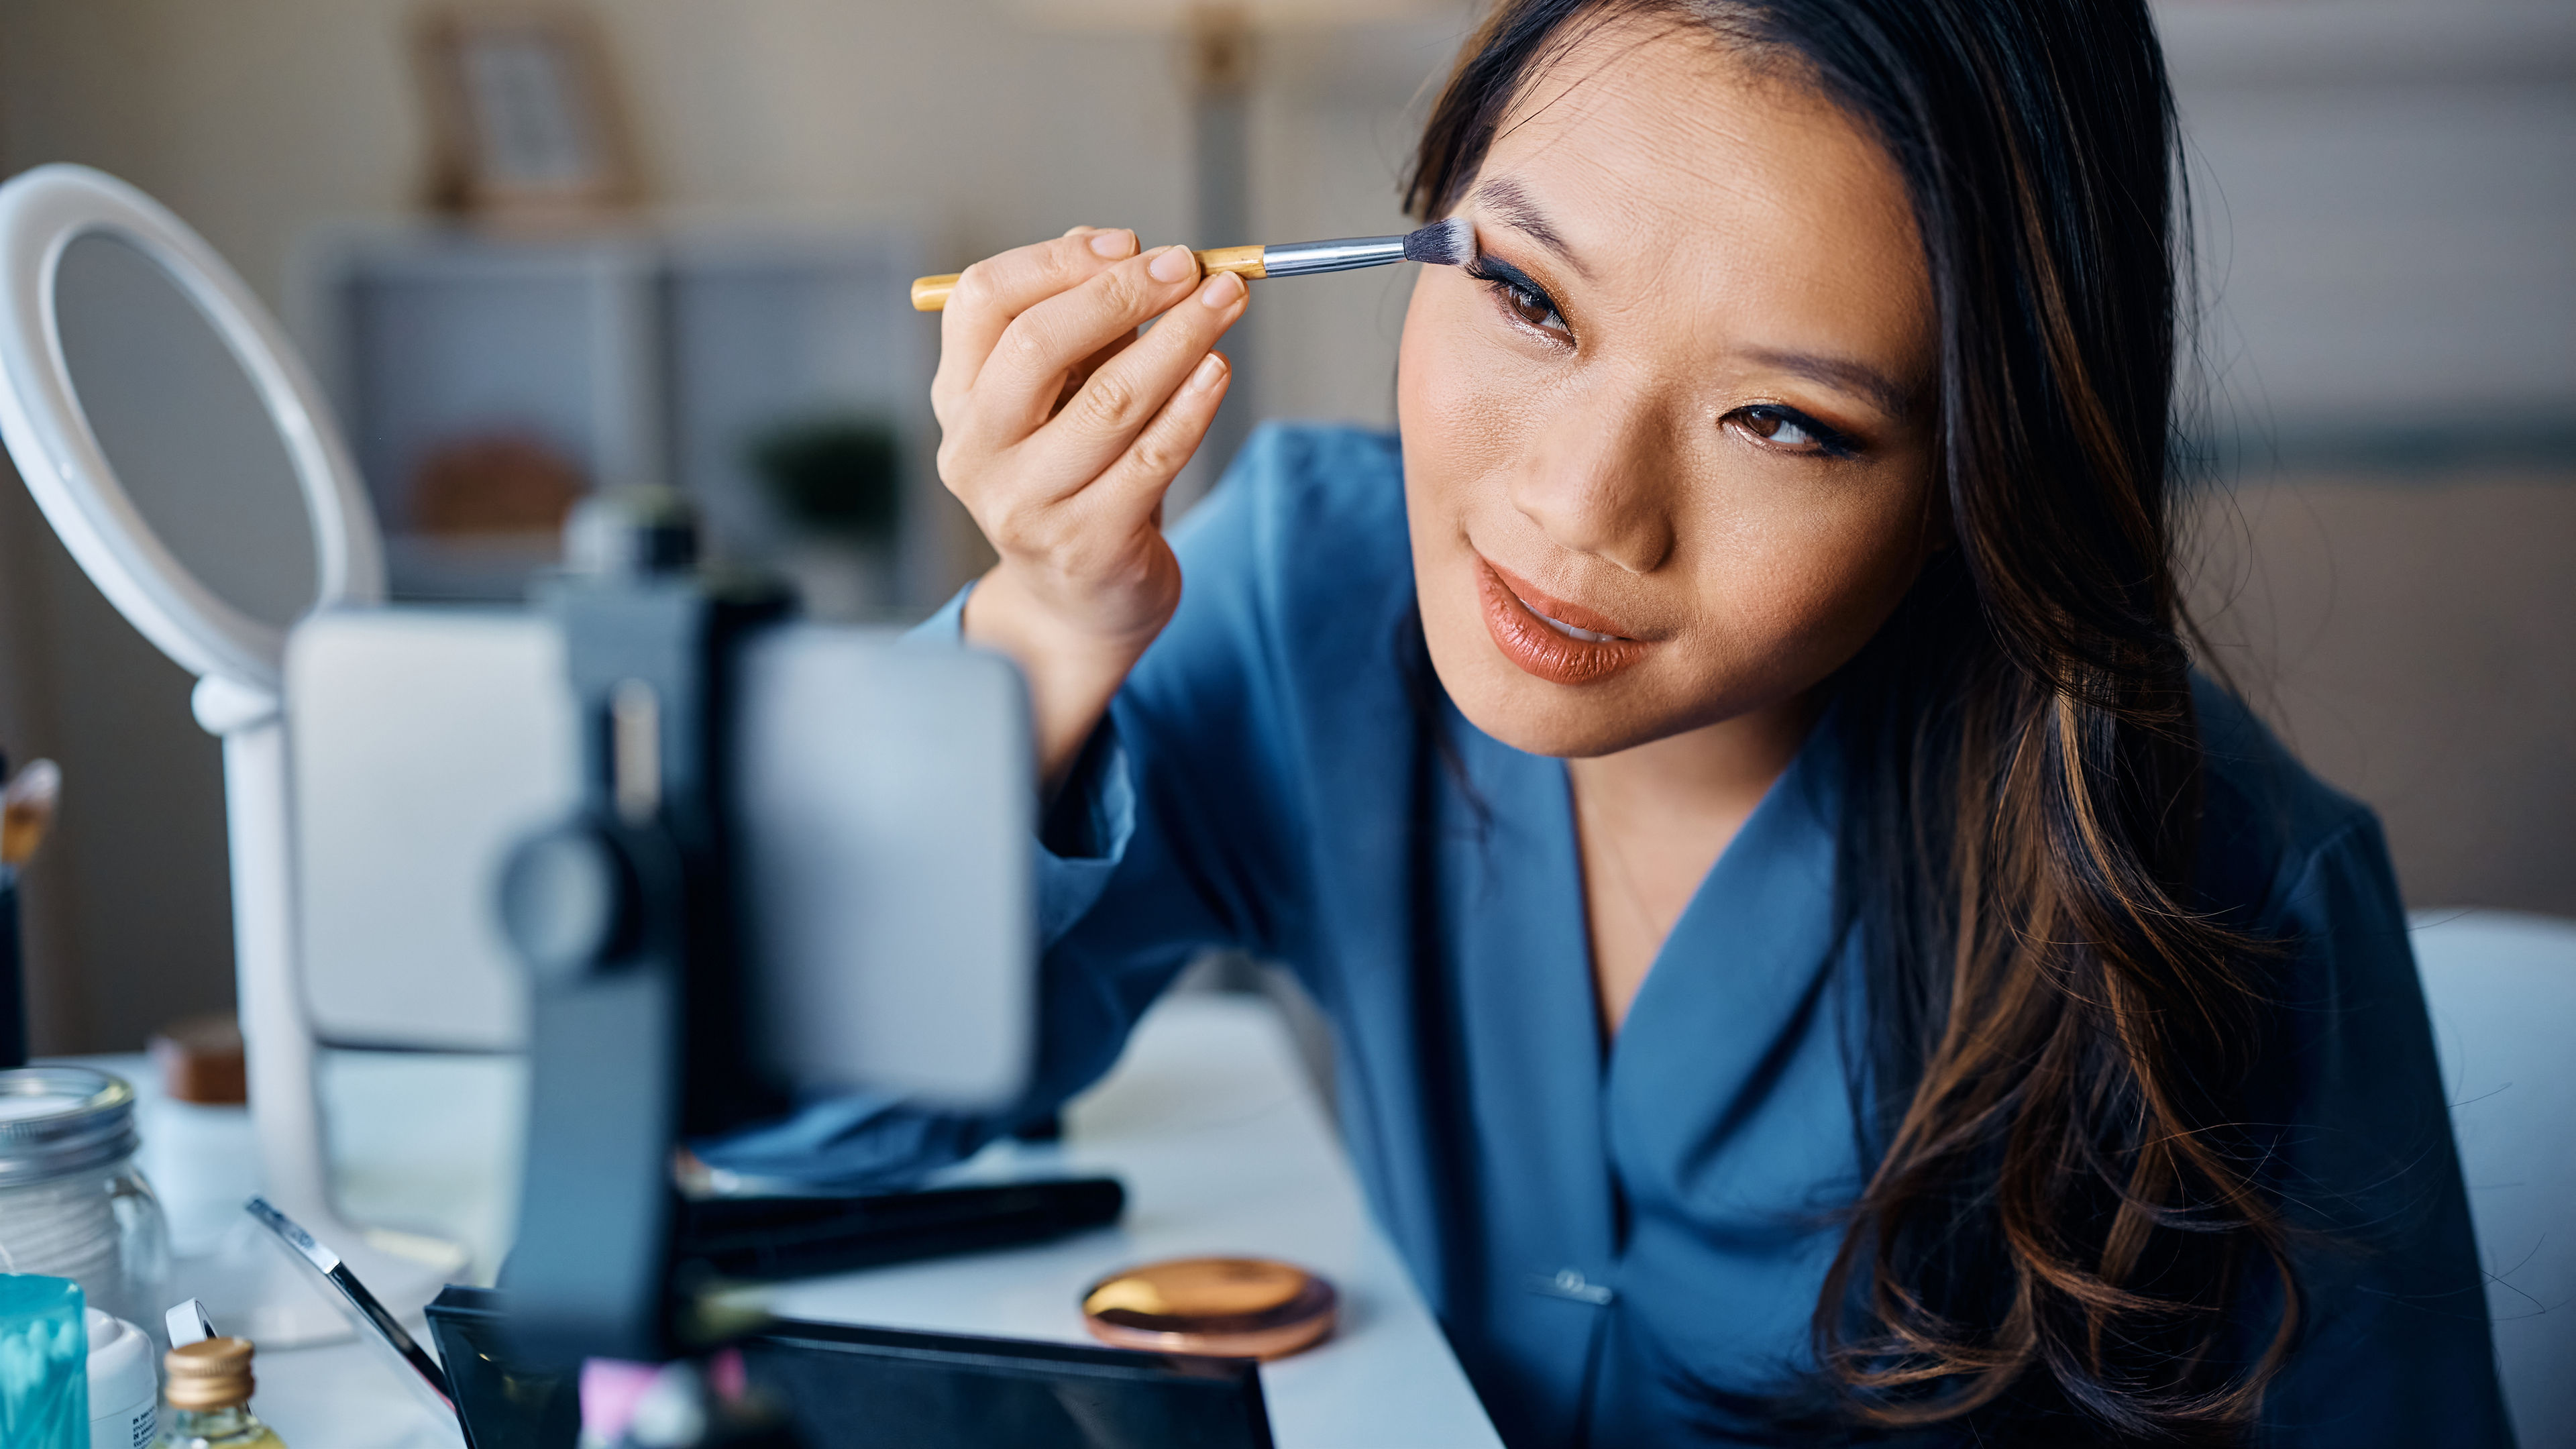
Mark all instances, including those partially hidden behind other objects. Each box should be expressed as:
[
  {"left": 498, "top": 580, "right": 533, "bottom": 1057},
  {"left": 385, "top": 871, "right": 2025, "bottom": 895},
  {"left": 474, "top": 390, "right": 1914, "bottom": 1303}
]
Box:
[{"left": 284, "top": 609, "right": 1033, "bottom": 1109}]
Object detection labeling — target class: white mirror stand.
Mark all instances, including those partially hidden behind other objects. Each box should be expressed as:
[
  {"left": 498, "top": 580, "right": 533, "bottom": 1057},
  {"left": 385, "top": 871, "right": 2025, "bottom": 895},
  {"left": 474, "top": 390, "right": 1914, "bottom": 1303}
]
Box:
[{"left": 0, "top": 164, "right": 419, "bottom": 1283}]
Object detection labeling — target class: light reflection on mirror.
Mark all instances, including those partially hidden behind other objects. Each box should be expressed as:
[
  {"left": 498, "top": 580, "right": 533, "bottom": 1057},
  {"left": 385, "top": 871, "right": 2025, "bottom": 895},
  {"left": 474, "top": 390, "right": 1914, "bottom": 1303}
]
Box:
[{"left": 54, "top": 229, "right": 319, "bottom": 632}]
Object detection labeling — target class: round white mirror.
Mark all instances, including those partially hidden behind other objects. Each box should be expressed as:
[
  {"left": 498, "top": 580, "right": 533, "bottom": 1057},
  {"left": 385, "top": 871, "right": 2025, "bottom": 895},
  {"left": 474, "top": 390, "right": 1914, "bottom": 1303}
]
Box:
[
  {"left": 54, "top": 231, "right": 320, "bottom": 635},
  {"left": 0, "top": 166, "right": 421, "bottom": 1283},
  {"left": 0, "top": 164, "right": 381, "bottom": 695}
]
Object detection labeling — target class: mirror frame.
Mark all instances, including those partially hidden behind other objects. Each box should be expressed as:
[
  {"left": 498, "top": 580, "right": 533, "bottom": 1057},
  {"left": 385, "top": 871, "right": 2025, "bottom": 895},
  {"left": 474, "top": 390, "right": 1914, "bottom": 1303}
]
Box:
[
  {"left": 0, "top": 166, "right": 459, "bottom": 1291},
  {"left": 0, "top": 163, "right": 382, "bottom": 692}
]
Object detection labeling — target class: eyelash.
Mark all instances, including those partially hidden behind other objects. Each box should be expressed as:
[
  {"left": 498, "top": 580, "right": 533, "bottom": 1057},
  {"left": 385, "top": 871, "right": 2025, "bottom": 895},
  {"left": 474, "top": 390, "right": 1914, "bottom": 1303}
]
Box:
[
  {"left": 1463, "top": 258, "right": 1569, "bottom": 342},
  {"left": 1727, "top": 404, "right": 1859, "bottom": 459},
  {"left": 1462, "top": 258, "right": 1861, "bottom": 460}
]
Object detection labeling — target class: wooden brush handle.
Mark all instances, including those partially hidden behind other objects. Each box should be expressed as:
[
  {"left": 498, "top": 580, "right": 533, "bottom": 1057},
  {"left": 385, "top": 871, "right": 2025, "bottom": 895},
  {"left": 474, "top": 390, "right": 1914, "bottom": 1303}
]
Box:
[
  {"left": 910, "top": 245, "right": 1268, "bottom": 312},
  {"left": 910, "top": 274, "right": 964, "bottom": 311},
  {"left": 1195, "top": 245, "right": 1266, "bottom": 280}
]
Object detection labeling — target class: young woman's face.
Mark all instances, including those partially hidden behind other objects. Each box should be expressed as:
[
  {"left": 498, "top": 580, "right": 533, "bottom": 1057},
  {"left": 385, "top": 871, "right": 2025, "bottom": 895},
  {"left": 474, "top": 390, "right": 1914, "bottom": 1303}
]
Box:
[{"left": 1399, "top": 21, "right": 1940, "bottom": 758}]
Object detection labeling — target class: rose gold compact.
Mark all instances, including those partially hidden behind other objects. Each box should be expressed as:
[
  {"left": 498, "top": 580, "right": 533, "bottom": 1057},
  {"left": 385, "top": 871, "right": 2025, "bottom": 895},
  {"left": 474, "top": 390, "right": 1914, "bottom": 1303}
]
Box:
[{"left": 1080, "top": 1256, "right": 1338, "bottom": 1360}]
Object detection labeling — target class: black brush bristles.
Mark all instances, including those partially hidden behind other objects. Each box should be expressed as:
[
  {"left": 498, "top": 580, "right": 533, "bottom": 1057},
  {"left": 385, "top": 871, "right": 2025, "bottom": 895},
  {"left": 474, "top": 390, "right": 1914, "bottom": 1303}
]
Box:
[{"left": 1401, "top": 216, "right": 1478, "bottom": 268}]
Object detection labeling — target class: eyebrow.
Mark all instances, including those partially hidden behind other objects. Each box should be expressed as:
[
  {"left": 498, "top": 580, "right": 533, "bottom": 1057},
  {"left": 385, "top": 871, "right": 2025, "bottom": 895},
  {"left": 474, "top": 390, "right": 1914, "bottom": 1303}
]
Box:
[
  {"left": 1738, "top": 347, "right": 1917, "bottom": 419},
  {"left": 1469, "top": 176, "right": 1592, "bottom": 281},
  {"left": 1470, "top": 175, "right": 1915, "bottom": 417}
]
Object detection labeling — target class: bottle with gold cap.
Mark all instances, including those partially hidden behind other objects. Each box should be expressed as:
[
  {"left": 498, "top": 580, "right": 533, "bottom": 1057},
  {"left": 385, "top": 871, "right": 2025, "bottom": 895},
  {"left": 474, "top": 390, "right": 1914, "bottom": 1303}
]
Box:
[{"left": 152, "top": 1337, "right": 286, "bottom": 1448}]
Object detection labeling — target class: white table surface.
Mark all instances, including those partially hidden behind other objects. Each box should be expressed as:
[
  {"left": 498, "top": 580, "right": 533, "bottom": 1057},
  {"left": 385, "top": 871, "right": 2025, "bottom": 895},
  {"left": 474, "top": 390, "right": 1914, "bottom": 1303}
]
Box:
[{"left": 79, "top": 992, "right": 1501, "bottom": 1448}]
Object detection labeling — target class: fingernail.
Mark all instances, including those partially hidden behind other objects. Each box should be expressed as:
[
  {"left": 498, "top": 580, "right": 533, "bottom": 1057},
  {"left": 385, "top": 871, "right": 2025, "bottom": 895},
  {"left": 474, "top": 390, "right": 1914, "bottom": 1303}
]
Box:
[
  {"left": 1148, "top": 245, "right": 1198, "bottom": 284},
  {"left": 1189, "top": 354, "right": 1228, "bottom": 391},
  {"left": 1198, "top": 271, "right": 1244, "bottom": 308},
  {"left": 1089, "top": 228, "right": 1134, "bottom": 258}
]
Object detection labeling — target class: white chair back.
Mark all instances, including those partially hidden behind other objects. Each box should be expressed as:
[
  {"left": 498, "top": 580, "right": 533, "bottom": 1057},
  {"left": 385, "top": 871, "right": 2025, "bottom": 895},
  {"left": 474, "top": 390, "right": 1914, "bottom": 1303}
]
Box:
[{"left": 2413, "top": 908, "right": 2576, "bottom": 1448}]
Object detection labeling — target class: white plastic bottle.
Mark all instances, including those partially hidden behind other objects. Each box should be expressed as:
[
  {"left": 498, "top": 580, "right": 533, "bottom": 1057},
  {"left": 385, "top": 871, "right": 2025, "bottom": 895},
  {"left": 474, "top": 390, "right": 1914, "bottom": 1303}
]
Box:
[{"left": 85, "top": 1309, "right": 158, "bottom": 1449}]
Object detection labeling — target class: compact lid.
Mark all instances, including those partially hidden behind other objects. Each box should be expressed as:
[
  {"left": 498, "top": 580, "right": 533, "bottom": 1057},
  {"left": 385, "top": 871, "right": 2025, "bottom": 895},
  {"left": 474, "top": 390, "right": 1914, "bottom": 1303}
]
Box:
[
  {"left": 0, "top": 1066, "right": 139, "bottom": 1187},
  {"left": 1081, "top": 1256, "right": 1338, "bottom": 1361}
]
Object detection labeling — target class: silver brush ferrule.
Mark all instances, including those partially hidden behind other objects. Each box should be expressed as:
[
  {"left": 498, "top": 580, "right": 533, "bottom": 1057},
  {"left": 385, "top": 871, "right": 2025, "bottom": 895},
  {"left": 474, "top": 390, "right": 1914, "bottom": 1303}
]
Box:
[{"left": 1259, "top": 236, "right": 1409, "bottom": 278}]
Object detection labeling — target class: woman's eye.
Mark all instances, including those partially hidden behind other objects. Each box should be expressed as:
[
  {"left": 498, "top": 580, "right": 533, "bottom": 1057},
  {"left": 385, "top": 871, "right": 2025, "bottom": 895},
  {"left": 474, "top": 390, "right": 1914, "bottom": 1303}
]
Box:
[
  {"left": 1465, "top": 260, "right": 1569, "bottom": 341},
  {"left": 1729, "top": 405, "right": 1848, "bottom": 455},
  {"left": 1497, "top": 280, "right": 1565, "bottom": 336}
]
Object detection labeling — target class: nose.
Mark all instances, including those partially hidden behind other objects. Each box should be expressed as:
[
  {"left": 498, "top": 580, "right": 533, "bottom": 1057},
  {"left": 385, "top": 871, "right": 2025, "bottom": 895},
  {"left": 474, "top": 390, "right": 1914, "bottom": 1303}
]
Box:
[{"left": 1503, "top": 396, "right": 1677, "bottom": 576}]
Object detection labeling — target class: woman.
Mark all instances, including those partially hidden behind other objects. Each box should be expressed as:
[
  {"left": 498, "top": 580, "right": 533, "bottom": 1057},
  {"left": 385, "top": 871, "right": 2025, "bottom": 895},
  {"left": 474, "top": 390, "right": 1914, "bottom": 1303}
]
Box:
[{"left": 712, "top": 0, "right": 2509, "bottom": 1442}]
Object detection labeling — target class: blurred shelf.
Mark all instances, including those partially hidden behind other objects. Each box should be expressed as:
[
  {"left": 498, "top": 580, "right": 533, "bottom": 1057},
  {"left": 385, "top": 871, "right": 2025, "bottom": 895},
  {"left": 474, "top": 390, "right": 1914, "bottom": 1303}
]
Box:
[
  {"left": 380, "top": 531, "right": 567, "bottom": 604},
  {"left": 290, "top": 218, "right": 938, "bottom": 606}
]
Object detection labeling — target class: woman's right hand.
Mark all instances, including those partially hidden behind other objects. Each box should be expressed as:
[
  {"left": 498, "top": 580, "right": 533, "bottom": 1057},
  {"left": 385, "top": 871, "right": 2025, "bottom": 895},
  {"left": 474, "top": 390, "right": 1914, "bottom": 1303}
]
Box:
[{"left": 931, "top": 226, "right": 1248, "bottom": 788}]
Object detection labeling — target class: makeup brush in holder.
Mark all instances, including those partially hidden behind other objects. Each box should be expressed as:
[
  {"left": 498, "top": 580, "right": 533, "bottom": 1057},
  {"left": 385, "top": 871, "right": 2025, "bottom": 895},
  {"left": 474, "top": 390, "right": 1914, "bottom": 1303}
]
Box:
[
  {"left": 0, "top": 757, "right": 61, "bottom": 1068},
  {"left": 910, "top": 217, "right": 1476, "bottom": 312}
]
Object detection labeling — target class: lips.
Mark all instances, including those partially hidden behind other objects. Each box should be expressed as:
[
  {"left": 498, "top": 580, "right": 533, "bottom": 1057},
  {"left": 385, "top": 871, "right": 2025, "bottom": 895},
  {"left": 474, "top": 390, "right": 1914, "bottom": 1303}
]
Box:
[{"left": 1475, "top": 559, "right": 1652, "bottom": 686}]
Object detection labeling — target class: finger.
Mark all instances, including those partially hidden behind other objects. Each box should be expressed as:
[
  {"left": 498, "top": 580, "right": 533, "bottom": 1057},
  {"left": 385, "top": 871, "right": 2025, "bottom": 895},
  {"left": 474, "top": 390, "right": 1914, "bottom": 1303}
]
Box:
[
  {"left": 935, "top": 228, "right": 1135, "bottom": 425},
  {"left": 1030, "top": 269, "right": 1248, "bottom": 485},
  {"left": 1055, "top": 328, "right": 1140, "bottom": 419},
  {"left": 931, "top": 228, "right": 1138, "bottom": 427},
  {"left": 1077, "top": 350, "right": 1234, "bottom": 534},
  {"left": 967, "top": 244, "right": 1208, "bottom": 445}
]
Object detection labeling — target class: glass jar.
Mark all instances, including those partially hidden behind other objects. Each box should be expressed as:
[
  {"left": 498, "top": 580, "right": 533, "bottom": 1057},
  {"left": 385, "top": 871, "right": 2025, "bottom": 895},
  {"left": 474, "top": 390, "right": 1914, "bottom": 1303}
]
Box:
[{"left": 0, "top": 1066, "right": 171, "bottom": 1330}]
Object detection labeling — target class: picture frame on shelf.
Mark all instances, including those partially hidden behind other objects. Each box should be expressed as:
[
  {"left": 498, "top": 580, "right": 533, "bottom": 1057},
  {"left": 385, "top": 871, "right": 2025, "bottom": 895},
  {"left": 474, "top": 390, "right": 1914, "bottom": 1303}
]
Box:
[{"left": 414, "top": 5, "right": 640, "bottom": 221}]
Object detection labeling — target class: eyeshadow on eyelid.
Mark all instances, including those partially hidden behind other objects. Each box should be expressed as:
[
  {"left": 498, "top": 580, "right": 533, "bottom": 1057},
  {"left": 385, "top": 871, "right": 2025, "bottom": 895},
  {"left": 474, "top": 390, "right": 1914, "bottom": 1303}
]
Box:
[{"left": 1466, "top": 258, "right": 1558, "bottom": 309}]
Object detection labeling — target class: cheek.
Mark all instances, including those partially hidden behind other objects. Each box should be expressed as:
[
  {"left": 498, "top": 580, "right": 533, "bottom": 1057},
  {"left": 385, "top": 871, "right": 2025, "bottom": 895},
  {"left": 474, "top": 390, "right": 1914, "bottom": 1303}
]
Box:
[
  {"left": 1682, "top": 468, "right": 1932, "bottom": 687},
  {"left": 1397, "top": 280, "right": 1519, "bottom": 602},
  {"left": 1398, "top": 278, "right": 1529, "bottom": 488},
  {"left": 1398, "top": 283, "right": 1538, "bottom": 718}
]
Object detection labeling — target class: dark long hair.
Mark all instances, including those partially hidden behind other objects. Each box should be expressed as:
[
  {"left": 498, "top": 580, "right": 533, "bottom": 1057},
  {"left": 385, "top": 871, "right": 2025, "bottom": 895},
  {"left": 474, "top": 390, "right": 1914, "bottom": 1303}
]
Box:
[{"left": 1408, "top": 1, "right": 2294, "bottom": 1439}]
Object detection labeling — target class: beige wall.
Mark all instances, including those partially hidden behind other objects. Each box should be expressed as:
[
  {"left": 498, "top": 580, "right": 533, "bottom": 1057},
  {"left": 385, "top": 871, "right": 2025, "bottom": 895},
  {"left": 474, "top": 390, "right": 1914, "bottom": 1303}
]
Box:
[
  {"left": 0, "top": 0, "right": 1469, "bottom": 418},
  {"left": 0, "top": 485, "right": 237, "bottom": 1054},
  {"left": 2189, "top": 472, "right": 2576, "bottom": 916},
  {"left": 0, "top": 1, "right": 2564, "bottom": 1049}
]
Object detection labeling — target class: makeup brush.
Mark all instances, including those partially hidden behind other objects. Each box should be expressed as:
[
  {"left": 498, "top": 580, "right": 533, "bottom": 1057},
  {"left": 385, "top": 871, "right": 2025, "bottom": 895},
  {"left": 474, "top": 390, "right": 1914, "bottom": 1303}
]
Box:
[
  {"left": 1, "top": 759, "right": 60, "bottom": 867},
  {"left": 910, "top": 217, "right": 1477, "bottom": 313}
]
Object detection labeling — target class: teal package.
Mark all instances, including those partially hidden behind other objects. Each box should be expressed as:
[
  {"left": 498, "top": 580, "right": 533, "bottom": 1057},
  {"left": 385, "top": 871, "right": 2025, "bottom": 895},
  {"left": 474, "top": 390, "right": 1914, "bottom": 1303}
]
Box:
[{"left": 0, "top": 1274, "right": 88, "bottom": 1448}]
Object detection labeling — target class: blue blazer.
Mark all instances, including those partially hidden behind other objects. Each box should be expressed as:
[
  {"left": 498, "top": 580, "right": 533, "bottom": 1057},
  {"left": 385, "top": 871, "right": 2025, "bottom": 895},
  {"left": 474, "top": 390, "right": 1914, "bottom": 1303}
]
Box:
[{"left": 705, "top": 424, "right": 2509, "bottom": 1448}]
